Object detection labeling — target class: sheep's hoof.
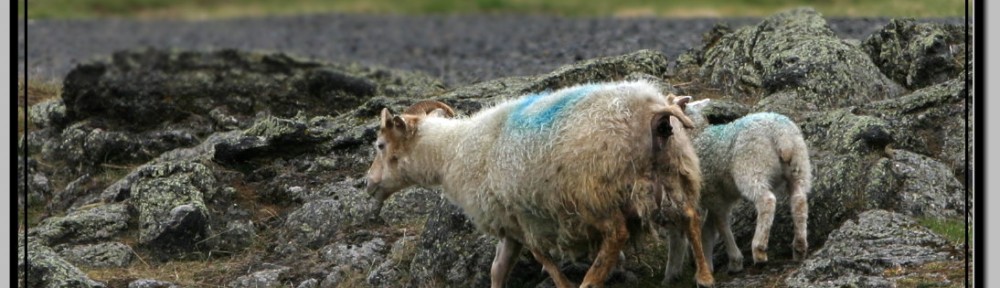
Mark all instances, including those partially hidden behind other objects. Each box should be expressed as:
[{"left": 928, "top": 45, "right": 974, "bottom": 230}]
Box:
[
  {"left": 793, "top": 239, "right": 808, "bottom": 261},
  {"left": 695, "top": 275, "right": 715, "bottom": 288}
]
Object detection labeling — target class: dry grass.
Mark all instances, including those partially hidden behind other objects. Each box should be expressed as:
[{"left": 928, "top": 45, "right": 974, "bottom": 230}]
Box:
[{"left": 886, "top": 260, "right": 967, "bottom": 288}]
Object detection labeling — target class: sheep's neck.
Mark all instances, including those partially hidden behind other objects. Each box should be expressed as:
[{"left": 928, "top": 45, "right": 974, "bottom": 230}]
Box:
[{"left": 405, "top": 119, "right": 467, "bottom": 189}]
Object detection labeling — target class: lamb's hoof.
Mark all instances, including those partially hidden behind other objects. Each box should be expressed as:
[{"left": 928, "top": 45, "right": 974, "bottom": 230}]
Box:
[
  {"left": 752, "top": 249, "right": 768, "bottom": 264},
  {"left": 728, "top": 256, "right": 744, "bottom": 274}
]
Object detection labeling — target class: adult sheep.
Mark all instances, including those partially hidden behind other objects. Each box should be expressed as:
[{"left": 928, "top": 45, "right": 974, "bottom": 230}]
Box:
[{"left": 365, "top": 81, "right": 713, "bottom": 288}]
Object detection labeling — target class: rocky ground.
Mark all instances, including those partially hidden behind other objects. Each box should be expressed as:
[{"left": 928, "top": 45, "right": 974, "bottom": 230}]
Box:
[{"left": 19, "top": 8, "right": 971, "bottom": 288}]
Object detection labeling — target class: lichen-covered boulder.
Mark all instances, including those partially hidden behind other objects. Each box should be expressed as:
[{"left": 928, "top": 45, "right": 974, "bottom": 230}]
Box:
[
  {"left": 680, "top": 8, "right": 902, "bottom": 107},
  {"left": 863, "top": 18, "right": 966, "bottom": 89},
  {"left": 19, "top": 235, "right": 106, "bottom": 288},
  {"left": 56, "top": 242, "right": 135, "bottom": 268},
  {"left": 785, "top": 210, "right": 958, "bottom": 287},
  {"left": 132, "top": 161, "right": 217, "bottom": 257},
  {"left": 128, "top": 279, "right": 181, "bottom": 288},
  {"left": 889, "top": 149, "right": 965, "bottom": 219},
  {"left": 860, "top": 77, "right": 967, "bottom": 183},
  {"left": 280, "top": 182, "right": 378, "bottom": 250},
  {"left": 227, "top": 264, "right": 291, "bottom": 288},
  {"left": 30, "top": 203, "right": 129, "bottom": 246}
]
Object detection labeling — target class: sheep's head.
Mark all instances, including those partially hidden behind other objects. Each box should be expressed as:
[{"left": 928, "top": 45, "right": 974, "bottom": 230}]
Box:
[{"left": 365, "top": 100, "right": 455, "bottom": 213}]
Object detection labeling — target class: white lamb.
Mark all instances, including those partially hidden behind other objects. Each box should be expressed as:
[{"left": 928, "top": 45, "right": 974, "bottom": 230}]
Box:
[
  {"left": 663, "top": 97, "right": 812, "bottom": 283},
  {"left": 365, "top": 81, "right": 714, "bottom": 288}
]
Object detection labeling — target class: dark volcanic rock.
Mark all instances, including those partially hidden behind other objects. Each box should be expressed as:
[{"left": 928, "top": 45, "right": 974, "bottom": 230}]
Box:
[
  {"left": 863, "top": 18, "right": 966, "bottom": 89},
  {"left": 785, "top": 210, "right": 957, "bottom": 287},
  {"left": 61, "top": 49, "right": 443, "bottom": 131},
  {"left": 19, "top": 235, "right": 106, "bottom": 288},
  {"left": 681, "top": 8, "right": 903, "bottom": 107}
]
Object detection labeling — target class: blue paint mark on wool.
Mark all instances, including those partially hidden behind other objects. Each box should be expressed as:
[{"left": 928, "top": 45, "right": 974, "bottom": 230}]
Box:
[{"left": 507, "top": 84, "right": 599, "bottom": 130}]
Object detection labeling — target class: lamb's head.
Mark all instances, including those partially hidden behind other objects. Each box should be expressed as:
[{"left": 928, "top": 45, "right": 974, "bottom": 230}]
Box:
[
  {"left": 365, "top": 100, "right": 455, "bottom": 210},
  {"left": 668, "top": 94, "right": 709, "bottom": 129}
]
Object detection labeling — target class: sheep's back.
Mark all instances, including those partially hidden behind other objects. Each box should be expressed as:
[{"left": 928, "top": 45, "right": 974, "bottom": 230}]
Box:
[{"left": 482, "top": 83, "right": 667, "bottom": 253}]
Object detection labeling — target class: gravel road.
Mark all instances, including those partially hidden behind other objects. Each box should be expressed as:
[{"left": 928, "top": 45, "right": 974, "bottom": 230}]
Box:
[{"left": 18, "top": 14, "right": 963, "bottom": 86}]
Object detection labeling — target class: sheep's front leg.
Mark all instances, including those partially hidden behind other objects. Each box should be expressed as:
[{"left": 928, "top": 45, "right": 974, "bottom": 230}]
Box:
[
  {"left": 683, "top": 203, "right": 715, "bottom": 287},
  {"left": 491, "top": 237, "right": 524, "bottom": 288},
  {"left": 580, "top": 211, "right": 629, "bottom": 288},
  {"left": 530, "top": 248, "right": 575, "bottom": 288},
  {"left": 790, "top": 181, "right": 809, "bottom": 261}
]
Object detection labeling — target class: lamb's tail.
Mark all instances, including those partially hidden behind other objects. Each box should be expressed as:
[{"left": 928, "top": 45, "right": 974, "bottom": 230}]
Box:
[{"left": 775, "top": 127, "right": 812, "bottom": 195}]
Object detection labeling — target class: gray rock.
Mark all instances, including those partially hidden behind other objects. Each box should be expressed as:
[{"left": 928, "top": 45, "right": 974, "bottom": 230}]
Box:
[
  {"left": 128, "top": 279, "right": 181, "bottom": 288},
  {"left": 228, "top": 265, "right": 291, "bottom": 288},
  {"left": 682, "top": 7, "right": 902, "bottom": 107},
  {"left": 890, "top": 149, "right": 965, "bottom": 219},
  {"left": 57, "top": 242, "right": 134, "bottom": 268},
  {"left": 378, "top": 187, "right": 440, "bottom": 227},
  {"left": 19, "top": 235, "right": 106, "bottom": 288},
  {"left": 281, "top": 183, "right": 377, "bottom": 249},
  {"left": 29, "top": 99, "right": 68, "bottom": 129},
  {"left": 785, "top": 210, "right": 956, "bottom": 287},
  {"left": 321, "top": 238, "right": 387, "bottom": 270},
  {"left": 40, "top": 121, "right": 199, "bottom": 171},
  {"left": 319, "top": 266, "right": 350, "bottom": 288},
  {"left": 296, "top": 278, "right": 319, "bottom": 288},
  {"left": 132, "top": 161, "right": 216, "bottom": 256},
  {"left": 407, "top": 198, "right": 495, "bottom": 287},
  {"left": 30, "top": 203, "right": 129, "bottom": 246},
  {"left": 863, "top": 18, "right": 966, "bottom": 89},
  {"left": 211, "top": 220, "right": 257, "bottom": 254},
  {"left": 48, "top": 173, "right": 98, "bottom": 212},
  {"left": 860, "top": 77, "right": 967, "bottom": 183}
]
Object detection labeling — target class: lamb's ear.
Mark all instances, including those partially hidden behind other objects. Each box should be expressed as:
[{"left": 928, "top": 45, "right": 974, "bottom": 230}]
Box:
[
  {"left": 675, "top": 96, "right": 693, "bottom": 111},
  {"left": 380, "top": 108, "right": 394, "bottom": 129}
]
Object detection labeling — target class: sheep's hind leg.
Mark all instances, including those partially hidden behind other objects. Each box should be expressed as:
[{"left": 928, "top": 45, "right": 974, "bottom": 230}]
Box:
[
  {"left": 491, "top": 237, "right": 524, "bottom": 288},
  {"left": 739, "top": 179, "right": 776, "bottom": 265},
  {"left": 530, "top": 248, "right": 576, "bottom": 288},
  {"left": 580, "top": 211, "right": 629, "bottom": 288},
  {"left": 683, "top": 203, "right": 715, "bottom": 287}
]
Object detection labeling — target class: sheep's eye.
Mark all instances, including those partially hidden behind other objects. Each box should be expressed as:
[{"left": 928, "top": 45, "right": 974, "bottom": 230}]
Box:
[{"left": 377, "top": 143, "right": 385, "bottom": 151}]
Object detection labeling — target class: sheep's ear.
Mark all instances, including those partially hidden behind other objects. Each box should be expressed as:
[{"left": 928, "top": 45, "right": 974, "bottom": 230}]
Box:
[
  {"left": 391, "top": 115, "right": 408, "bottom": 132},
  {"left": 666, "top": 106, "right": 695, "bottom": 129},
  {"left": 380, "top": 108, "right": 394, "bottom": 129}
]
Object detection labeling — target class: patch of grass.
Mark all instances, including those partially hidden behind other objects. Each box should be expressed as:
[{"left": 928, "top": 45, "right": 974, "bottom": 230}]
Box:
[
  {"left": 21, "top": 0, "right": 969, "bottom": 20},
  {"left": 918, "top": 217, "right": 969, "bottom": 246}
]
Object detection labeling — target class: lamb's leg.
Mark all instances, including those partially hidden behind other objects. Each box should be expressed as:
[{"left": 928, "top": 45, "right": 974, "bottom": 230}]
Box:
[
  {"left": 661, "top": 229, "right": 689, "bottom": 284},
  {"left": 491, "top": 237, "right": 524, "bottom": 288},
  {"left": 580, "top": 211, "right": 629, "bottom": 288},
  {"left": 748, "top": 190, "right": 776, "bottom": 264},
  {"left": 700, "top": 209, "right": 719, "bottom": 272},
  {"left": 530, "top": 248, "right": 575, "bottom": 288},
  {"left": 789, "top": 181, "right": 809, "bottom": 261},
  {"left": 683, "top": 203, "right": 715, "bottom": 287},
  {"left": 715, "top": 207, "right": 743, "bottom": 273}
]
